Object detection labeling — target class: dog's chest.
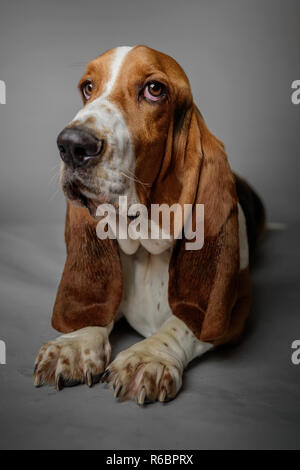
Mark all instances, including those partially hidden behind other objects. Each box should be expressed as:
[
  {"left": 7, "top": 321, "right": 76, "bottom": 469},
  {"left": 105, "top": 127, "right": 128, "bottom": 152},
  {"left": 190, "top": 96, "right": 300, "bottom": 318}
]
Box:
[
  {"left": 116, "top": 203, "right": 248, "bottom": 338},
  {"left": 119, "top": 246, "right": 172, "bottom": 338}
]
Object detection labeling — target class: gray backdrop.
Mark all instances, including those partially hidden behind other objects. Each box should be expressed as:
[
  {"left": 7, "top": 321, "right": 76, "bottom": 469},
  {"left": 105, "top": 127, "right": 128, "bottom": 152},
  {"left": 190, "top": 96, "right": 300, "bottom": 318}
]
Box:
[
  {"left": 0, "top": 0, "right": 300, "bottom": 450},
  {"left": 1, "top": 0, "right": 300, "bottom": 224}
]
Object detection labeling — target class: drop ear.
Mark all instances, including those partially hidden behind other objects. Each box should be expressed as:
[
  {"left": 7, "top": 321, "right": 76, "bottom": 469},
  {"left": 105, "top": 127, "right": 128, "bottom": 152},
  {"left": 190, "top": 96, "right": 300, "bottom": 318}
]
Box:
[
  {"left": 52, "top": 201, "right": 122, "bottom": 333},
  {"left": 169, "top": 105, "right": 240, "bottom": 342},
  {"left": 147, "top": 102, "right": 202, "bottom": 211},
  {"left": 195, "top": 107, "right": 238, "bottom": 237}
]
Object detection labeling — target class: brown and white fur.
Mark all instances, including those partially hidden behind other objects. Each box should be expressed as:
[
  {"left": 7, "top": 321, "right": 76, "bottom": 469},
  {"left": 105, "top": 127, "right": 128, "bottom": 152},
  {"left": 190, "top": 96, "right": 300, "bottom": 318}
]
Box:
[{"left": 34, "top": 46, "right": 265, "bottom": 404}]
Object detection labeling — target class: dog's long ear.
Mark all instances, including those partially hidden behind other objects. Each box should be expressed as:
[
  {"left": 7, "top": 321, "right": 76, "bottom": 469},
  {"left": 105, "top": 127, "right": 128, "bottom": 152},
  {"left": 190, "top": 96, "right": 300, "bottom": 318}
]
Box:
[
  {"left": 169, "top": 105, "right": 240, "bottom": 342},
  {"left": 52, "top": 202, "right": 122, "bottom": 333}
]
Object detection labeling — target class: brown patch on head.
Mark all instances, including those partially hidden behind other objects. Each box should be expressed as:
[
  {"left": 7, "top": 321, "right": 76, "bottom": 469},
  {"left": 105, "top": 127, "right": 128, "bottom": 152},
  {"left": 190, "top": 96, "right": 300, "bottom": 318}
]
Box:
[
  {"left": 83, "top": 116, "right": 97, "bottom": 128},
  {"left": 104, "top": 45, "right": 193, "bottom": 207},
  {"left": 100, "top": 103, "right": 113, "bottom": 115},
  {"left": 69, "top": 120, "right": 81, "bottom": 127},
  {"left": 84, "top": 348, "right": 90, "bottom": 355}
]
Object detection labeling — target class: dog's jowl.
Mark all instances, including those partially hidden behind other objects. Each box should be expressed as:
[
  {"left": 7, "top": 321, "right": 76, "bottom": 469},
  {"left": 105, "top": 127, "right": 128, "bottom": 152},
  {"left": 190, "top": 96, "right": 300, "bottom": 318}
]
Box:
[{"left": 34, "top": 46, "right": 265, "bottom": 405}]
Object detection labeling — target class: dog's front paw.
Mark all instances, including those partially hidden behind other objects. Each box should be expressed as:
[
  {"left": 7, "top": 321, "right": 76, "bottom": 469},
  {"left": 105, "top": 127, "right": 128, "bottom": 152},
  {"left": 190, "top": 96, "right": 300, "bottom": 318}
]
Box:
[
  {"left": 102, "top": 341, "right": 183, "bottom": 405},
  {"left": 33, "top": 326, "right": 111, "bottom": 390}
]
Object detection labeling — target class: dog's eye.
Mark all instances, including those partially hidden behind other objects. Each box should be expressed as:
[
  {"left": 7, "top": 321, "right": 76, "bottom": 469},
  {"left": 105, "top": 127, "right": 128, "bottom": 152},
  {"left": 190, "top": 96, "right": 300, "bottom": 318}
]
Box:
[
  {"left": 143, "top": 81, "right": 166, "bottom": 102},
  {"left": 81, "top": 81, "right": 93, "bottom": 101}
]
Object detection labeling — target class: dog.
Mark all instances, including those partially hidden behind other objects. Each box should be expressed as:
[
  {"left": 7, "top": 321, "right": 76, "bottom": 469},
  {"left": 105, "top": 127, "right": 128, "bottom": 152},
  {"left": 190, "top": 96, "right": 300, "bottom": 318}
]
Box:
[{"left": 33, "top": 46, "right": 265, "bottom": 404}]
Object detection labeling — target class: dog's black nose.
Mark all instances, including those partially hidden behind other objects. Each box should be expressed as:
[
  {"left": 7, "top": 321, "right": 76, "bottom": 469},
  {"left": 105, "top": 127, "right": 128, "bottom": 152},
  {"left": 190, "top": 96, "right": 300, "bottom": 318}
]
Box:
[{"left": 57, "top": 127, "right": 104, "bottom": 168}]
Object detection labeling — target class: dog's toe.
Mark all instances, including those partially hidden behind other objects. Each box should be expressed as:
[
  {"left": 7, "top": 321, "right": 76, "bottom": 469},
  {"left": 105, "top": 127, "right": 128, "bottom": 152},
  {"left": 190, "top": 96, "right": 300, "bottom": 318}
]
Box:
[
  {"left": 33, "top": 327, "right": 111, "bottom": 390},
  {"left": 104, "top": 346, "right": 182, "bottom": 405}
]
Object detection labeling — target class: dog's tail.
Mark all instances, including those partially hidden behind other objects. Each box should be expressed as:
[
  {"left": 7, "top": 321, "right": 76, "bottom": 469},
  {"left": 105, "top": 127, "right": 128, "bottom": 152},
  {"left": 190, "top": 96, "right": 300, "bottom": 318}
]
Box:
[{"left": 234, "top": 174, "right": 266, "bottom": 263}]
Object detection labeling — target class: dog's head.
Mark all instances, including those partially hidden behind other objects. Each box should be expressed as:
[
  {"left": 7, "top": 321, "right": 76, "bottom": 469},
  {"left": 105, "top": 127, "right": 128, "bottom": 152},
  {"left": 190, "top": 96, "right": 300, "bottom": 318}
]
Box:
[{"left": 58, "top": 45, "right": 193, "bottom": 216}]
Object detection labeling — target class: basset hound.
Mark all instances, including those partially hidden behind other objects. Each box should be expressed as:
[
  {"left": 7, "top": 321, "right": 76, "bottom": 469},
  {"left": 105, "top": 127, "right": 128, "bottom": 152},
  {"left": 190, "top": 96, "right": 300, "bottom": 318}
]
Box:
[{"left": 34, "top": 46, "right": 265, "bottom": 404}]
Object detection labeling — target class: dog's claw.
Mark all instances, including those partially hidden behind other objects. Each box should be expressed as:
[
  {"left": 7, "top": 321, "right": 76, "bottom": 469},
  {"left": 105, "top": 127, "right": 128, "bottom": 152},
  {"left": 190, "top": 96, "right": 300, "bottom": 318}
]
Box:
[
  {"left": 86, "top": 371, "right": 93, "bottom": 388},
  {"left": 137, "top": 386, "right": 146, "bottom": 406},
  {"left": 114, "top": 382, "right": 122, "bottom": 398},
  {"left": 158, "top": 387, "right": 167, "bottom": 402},
  {"left": 55, "top": 373, "right": 64, "bottom": 391},
  {"left": 34, "top": 373, "right": 42, "bottom": 388},
  {"left": 101, "top": 369, "right": 110, "bottom": 382}
]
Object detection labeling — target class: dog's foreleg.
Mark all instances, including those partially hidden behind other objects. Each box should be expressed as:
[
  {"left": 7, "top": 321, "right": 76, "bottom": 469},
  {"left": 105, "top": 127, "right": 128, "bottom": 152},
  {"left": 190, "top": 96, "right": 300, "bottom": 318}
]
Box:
[{"left": 103, "top": 317, "right": 213, "bottom": 404}]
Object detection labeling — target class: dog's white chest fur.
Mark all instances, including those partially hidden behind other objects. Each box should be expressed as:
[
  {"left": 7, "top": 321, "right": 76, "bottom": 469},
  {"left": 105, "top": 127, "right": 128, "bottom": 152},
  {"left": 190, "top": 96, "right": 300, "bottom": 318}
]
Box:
[
  {"left": 119, "top": 247, "right": 172, "bottom": 337},
  {"left": 117, "top": 203, "right": 248, "bottom": 338}
]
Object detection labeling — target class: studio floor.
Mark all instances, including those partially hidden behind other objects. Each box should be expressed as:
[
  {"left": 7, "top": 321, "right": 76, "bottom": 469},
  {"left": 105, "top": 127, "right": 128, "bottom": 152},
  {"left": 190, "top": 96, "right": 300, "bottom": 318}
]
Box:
[{"left": 0, "top": 223, "right": 299, "bottom": 450}]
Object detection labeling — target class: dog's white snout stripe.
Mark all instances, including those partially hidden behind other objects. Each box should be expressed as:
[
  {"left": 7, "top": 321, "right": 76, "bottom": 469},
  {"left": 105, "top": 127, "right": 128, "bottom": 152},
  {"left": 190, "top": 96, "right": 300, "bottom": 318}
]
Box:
[
  {"left": 73, "top": 46, "right": 133, "bottom": 125},
  {"left": 70, "top": 46, "right": 134, "bottom": 152},
  {"left": 103, "top": 46, "right": 133, "bottom": 97}
]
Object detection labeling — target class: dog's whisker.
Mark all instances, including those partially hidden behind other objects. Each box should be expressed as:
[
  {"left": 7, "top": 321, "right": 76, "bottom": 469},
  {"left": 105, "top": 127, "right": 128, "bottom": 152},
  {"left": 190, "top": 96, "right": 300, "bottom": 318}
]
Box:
[
  {"left": 120, "top": 171, "right": 151, "bottom": 188},
  {"left": 49, "top": 172, "right": 60, "bottom": 187},
  {"left": 123, "top": 168, "right": 152, "bottom": 187},
  {"left": 49, "top": 187, "right": 60, "bottom": 202},
  {"left": 122, "top": 168, "right": 136, "bottom": 178},
  {"left": 49, "top": 163, "right": 61, "bottom": 174}
]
